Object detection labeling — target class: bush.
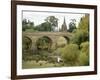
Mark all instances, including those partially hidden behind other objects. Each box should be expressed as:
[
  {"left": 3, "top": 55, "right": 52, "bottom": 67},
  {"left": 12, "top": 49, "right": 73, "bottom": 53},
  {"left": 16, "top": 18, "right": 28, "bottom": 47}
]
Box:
[
  {"left": 78, "top": 41, "right": 89, "bottom": 66},
  {"left": 80, "top": 41, "right": 89, "bottom": 55},
  {"left": 78, "top": 52, "right": 89, "bottom": 66},
  {"left": 61, "top": 44, "right": 80, "bottom": 66}
]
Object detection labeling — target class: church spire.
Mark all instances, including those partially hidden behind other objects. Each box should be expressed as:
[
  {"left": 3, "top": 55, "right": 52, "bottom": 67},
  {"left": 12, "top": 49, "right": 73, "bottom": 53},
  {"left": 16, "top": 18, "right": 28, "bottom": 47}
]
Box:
[{"left": 60, "top": 17, "right": 67, "bottom": 32}]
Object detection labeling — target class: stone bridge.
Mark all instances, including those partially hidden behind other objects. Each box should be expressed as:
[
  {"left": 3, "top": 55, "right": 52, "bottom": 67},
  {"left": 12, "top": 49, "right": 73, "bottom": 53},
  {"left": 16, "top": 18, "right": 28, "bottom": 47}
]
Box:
[{"left": 22, "top": 32, "right": 72, "bottom": 49}]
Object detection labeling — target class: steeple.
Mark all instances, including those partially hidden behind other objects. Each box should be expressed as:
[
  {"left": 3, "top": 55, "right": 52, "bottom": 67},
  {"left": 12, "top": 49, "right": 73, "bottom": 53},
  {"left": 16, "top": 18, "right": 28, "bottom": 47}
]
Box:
[
  {"left": 63, "top": 17, "right": 66, "bottom": 25},
  {"left": 60, "top": 17, "right": 67, "bottom": 32}
]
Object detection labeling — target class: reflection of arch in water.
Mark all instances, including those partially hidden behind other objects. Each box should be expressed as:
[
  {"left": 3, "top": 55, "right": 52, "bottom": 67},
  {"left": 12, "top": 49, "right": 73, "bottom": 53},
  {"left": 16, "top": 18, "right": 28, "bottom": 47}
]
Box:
[
  {"left": 22, "top": 36, "right": 32, "bottom": 50},
  {"left": 36, "top": 36, "right": 52, "bottom": 50}
]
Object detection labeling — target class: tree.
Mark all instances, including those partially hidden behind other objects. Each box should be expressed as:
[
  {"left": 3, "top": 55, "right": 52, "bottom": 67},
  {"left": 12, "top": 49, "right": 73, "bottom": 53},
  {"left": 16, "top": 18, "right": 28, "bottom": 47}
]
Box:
[
  {"left": 40, "top": 22, "right": 52, "bottom": 31},
  {"left": 45, "top": 16, "right": 58, "bottom": 31},
  {"left": 71, "top": 30, "right": 88, "bottom": 45},
  {"left": 78, "top": 14, "right": 89, "bottom": 32},
  {"left": 61, "top": 44, "right": 80, "bottom": 66},
  {"left": 78, "top": 14, "right": 89, "bottom": 41},
  {"left": 68, "top": 19, "right": 76, "bottom": 32},
  {"left": 22, "top": 19, "right": 27, "bottom": 31},
  {"left": 71, "top": 14, "right": 89, "bottom": 45},
  {"left": 33, "top": 16, "right": 58, "bottom": 31},
  {"left": 22, "top": 19, "right": 34, "bottom": 31},
  {"left": 34, "top": 22, "right": 53, "bottom": 31}
]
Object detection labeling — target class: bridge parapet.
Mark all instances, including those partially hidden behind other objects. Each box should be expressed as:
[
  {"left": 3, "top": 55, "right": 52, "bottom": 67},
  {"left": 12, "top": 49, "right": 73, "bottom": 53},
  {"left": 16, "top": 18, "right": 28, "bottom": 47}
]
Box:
[{"left": 23, "top": 32, "right": 72, "bottom": 38}]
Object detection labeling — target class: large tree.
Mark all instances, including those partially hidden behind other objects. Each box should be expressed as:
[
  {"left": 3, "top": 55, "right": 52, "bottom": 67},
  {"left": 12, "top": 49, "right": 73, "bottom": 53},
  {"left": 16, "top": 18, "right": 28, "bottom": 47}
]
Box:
[
  {"left": 45, "top": 16, "right": 58, "bottom": 31},
  {"left": 78, "top": 14, "right": 89, "bottom": 32},
  {"left": 35, "top": 22, "right": 52, "bottom": 31},
  {"left": 71, "top": 14, "right": 89, "bottom": 45},
  {"left": 68, "top": 19, "right": 76, "bottom": 32},
  {"left": 22, "top": 19, "right": 27, "bottom": 31},
  {"left": 78, "top": 14, "right": 89, "bottom": 41},
  {"left": 40, "top": 22, "right": 52, "bottom": 31},
  {"left": 22, "top": 19, "right": 34, "bottom": 31}
]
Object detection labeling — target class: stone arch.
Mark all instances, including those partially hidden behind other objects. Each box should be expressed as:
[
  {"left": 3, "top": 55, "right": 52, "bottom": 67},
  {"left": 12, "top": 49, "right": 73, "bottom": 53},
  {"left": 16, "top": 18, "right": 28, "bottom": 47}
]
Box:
[
  {"left": 63, "top": 36, "right": 70, "bottom": 44},
  {"left": 22, "top": 36, "right": 32, "bottom": 50},
  {"left": 35, "top": 36, "right": 52, "bottom": 51},
  {"left": 55, "top": 36, "right": 70, "bottom": 48}
]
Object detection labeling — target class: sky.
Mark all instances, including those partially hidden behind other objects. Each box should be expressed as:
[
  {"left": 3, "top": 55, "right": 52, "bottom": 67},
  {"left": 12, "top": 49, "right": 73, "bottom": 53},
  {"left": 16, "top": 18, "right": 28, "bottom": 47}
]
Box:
[{"left": 22, "top": 11, "right": 85, "bottom": 29}]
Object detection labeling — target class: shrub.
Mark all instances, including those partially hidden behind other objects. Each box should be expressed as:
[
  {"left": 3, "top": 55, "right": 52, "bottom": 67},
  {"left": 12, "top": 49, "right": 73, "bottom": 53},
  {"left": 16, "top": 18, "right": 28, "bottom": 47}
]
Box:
[
  {"left": 78, "top": 41, "right": 89, "bottom": 66},
  {"left": 80, "top": 41, "right": 89, "bottom": 55},
  {"left": 78, "top": 52, "right": 89, "bottom": 66},
  {"left": 61, "top": 44, "right": 80, "bottom": 66}
]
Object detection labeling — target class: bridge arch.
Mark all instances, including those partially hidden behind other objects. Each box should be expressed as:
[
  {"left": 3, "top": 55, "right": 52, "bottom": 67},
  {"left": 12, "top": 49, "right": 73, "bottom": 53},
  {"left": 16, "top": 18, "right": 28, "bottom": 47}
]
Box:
[
  {"left": 35, "top": 36, "right": 52, "bottom": 51},
  {"left": 63, "top": 36, "right": 70, "bottom": 44},
  {"left": 56, "top": 36, "right": 69, "bottom": 48},
  {"left": 22, "top": 36, "right": 32, "bottom": 50}
]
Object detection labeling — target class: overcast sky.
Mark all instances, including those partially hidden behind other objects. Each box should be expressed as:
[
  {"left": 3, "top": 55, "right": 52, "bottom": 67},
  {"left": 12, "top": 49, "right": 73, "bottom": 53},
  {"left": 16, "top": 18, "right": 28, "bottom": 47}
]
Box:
[{"left": 22, "top": 11, "right": 85, "bottom": 29}]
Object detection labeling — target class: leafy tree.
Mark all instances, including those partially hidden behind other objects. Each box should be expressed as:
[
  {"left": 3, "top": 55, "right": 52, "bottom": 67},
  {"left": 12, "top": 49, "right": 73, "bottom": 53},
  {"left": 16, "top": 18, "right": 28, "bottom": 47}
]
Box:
[
  {"left": 22, "top": 19, "right": 27, "bottom": 31},
  {"left": 71, "top": 14, "right": 89, "bottom": 45},
  {"left": 71, "top": 30, "right": 88, "bottom": 45},
  {"left": 22, "top": 19, "right": 34, "bottom": 31},
  {"left": 31, "top": 16, "right": 58, "bottom": 32},
  {"left": 45, "top": 16, "right": 58, "bottom": 31},
  {"left": 34, "top": 22, "right": 52, "bottom": 31},
  {"left": 78, "top": 14, "right": 89, "bottom": 41},
  {"left": 61, "top": 44, "right": 80, "bottom": 66},
  {"left": 41, "top": 22, "right": 53, "bottom": 31},
  {"left": 34, "top": 25, "right": 41, "bottom": 31},
  {"left": 78, "top": 14, "right": 89, "bottom": 32},
  {"left": 40, "top": 22, "right": 52, "bottom": 31},
  {"left": 68, "top": 19, "right": 76, "bottom": 32}
]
